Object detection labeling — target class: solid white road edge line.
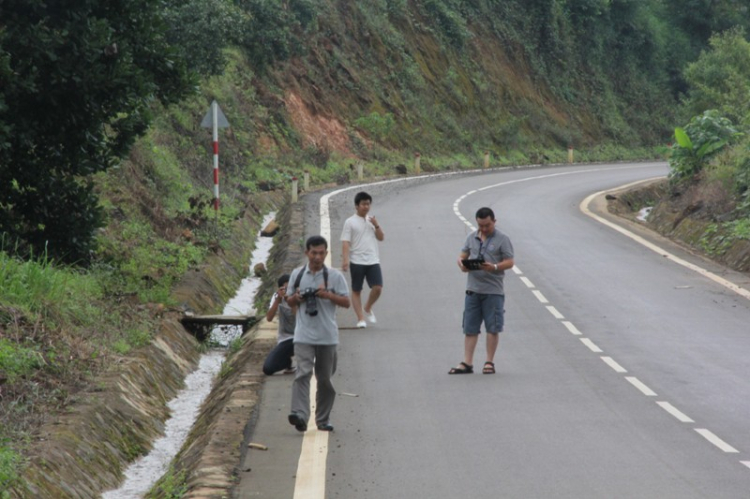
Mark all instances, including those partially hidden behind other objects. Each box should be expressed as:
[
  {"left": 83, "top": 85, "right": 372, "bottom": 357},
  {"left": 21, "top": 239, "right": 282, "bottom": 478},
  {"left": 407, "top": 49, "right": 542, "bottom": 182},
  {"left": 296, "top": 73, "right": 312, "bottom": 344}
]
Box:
[{"left": 581, "top": 179, "right": 750, "bottom": 303}]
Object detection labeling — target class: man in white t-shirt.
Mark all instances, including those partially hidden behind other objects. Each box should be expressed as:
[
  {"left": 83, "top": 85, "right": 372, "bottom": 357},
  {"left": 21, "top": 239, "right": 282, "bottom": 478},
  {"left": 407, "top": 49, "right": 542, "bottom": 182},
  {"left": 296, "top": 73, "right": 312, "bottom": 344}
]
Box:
[{"left": 340, "top": 191, "right": 384, "bottom": 328}]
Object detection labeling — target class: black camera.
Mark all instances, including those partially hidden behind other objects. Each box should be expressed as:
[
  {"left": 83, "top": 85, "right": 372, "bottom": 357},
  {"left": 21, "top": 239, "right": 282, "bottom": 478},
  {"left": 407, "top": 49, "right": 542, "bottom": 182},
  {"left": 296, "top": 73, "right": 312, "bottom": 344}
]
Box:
[{"left": 300, "top": 288, "right": 319, "bottom": 316}]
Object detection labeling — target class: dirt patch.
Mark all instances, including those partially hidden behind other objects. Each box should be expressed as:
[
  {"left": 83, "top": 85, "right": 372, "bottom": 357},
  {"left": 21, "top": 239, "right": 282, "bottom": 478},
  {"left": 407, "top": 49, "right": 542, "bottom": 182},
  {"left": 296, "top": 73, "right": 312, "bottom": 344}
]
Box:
[{"left": 284, "top": 91, "right": 352, "bottom": 155}]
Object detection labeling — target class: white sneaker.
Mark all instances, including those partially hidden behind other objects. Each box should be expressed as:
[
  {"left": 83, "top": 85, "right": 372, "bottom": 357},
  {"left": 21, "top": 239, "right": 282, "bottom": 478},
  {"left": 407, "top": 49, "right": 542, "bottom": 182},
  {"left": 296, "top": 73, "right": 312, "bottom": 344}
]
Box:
[
  {"left": 356, "top": 320, "right": 367, "bottom": 328},
  {"left": 365, "top": 310, "right": 377, "bottom": 324}
]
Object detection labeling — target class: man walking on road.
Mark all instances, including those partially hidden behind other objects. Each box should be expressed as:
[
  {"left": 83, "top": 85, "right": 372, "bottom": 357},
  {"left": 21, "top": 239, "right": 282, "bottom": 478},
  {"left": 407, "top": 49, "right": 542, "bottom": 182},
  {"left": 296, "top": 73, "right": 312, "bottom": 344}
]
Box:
[
  {"left": 286, "top": 235, "right": 350, "bottom": 432},
  {"left": 449, "top": 207, "right": 514, "bottom": 375},
  {"left": 341, "top": 191, "right": 384, "bottom": 329}
]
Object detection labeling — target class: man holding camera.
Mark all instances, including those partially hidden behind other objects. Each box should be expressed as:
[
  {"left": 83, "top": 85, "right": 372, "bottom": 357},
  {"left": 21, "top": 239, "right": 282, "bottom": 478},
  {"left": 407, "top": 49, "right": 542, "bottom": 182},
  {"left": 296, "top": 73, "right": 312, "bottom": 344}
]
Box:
[
  {"left": 449, "top": 207, "right": 514, "bottom": 375},
  {"left": 286, "top": 235, "right": 350, "bottom": 432}
]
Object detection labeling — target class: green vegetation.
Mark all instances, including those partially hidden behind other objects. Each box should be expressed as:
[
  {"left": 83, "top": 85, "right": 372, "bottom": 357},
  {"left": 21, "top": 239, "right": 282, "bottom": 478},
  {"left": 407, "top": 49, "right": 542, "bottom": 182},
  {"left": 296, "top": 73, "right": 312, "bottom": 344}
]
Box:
[
  {"left": 0, "top": 249, "right": 159, "bottom": 491},
  {"left": 0, "top": 445, "right": 19, "bottom": 498},
  {"left": 667, "top": 27, "right": 750, "bottom": 251},
  {"left": 0, "top": 0, "right": 195, "bottom": 264},
  {"left": 670, "top": 111, "right": 741, "bottom": 183},
  {"left": 148, "top": 464, "right": 189, "bottom": 498},
  {"left": 1, "top": 0, "right": 750, "bottom": 494}
]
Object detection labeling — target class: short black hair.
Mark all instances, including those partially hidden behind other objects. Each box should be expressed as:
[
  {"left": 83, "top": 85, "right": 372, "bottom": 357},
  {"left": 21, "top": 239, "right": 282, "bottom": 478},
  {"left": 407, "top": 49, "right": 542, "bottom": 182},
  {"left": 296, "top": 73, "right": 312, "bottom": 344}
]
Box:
[
  {"left": 305, "top": 235, "right": 328, "bottom": 250},
  {"left": 475, "top": 207, "right": 495, "bottom": 220},
  {"left": 354, "top": 191, "right": 372, "bottom": 206},
  {"left": 277, "top": 274, "right": 290, "bottom": 287}
]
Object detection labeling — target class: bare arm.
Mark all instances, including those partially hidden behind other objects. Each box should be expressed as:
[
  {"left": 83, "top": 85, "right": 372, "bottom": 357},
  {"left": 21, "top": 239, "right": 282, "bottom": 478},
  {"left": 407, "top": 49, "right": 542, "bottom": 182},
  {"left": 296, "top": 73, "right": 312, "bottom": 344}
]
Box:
[
  {"left": 369, "top": 216, "right": 384, "bottom": 242},
  {"left": 266, "top": 293, "right": 281, "bottom": 322},
  {"left": 341, "top": 240, "right": 351, "bottom": 271}
]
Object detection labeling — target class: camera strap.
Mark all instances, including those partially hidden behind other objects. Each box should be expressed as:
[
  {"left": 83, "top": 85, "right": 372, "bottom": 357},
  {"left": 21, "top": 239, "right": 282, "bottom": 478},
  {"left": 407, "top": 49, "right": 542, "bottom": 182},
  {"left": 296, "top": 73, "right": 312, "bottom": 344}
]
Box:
[{"left": 293, "top": 264, "right": 328, "bottom": 292}]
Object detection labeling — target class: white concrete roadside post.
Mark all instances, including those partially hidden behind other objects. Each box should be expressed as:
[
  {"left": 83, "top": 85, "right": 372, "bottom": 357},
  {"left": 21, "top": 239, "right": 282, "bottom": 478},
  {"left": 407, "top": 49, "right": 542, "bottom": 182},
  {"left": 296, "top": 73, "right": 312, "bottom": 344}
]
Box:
[
  {"left": 568, "top": 145, "right": 574, "bottom": 164},
  {"left": 303, "top": 170, "right": 310, "bottom": 191},
  {"left": 356, "top": 162, "right": 363, "bottom": 180},
  {"left": 484, "top": 150, "right": 490, "bottom": 169},
  {"left": 292, "top": 176, "right": 298, "bottom": 203}
]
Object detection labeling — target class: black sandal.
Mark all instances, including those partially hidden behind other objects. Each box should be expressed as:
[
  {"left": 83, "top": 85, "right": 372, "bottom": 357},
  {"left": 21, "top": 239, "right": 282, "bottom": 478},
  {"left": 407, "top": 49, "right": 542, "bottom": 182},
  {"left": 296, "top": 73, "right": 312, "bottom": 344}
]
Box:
[
  {"left": 482, "top": 361, "right": 495, "bottom": 374},
  {"left": 448, "top": 362, "right": 474, "bottom": 374}
]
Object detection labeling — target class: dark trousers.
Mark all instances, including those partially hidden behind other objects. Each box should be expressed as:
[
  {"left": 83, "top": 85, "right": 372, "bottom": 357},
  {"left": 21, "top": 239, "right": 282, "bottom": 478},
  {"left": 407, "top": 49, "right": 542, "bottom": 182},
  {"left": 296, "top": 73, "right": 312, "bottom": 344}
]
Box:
[{"left": 263, "top": 339, "right": 294, "bottom": 375}]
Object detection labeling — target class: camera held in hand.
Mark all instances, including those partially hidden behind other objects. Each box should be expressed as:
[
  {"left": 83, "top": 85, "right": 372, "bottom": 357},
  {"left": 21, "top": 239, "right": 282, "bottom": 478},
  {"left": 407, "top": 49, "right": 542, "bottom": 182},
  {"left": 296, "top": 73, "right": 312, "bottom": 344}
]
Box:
[{"left": 300, "top": 287, "right": 319, "bottom": 316}]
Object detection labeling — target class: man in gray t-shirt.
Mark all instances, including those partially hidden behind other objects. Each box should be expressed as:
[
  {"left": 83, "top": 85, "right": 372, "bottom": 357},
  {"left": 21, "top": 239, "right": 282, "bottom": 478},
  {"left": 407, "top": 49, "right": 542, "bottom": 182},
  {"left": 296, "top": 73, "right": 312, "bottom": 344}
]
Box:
[
  {"left": 449, "top": 207, "right": 514, "bottom": 375},
  {"left": 286, "top": 235, "right": 350, "bottom": 432}
]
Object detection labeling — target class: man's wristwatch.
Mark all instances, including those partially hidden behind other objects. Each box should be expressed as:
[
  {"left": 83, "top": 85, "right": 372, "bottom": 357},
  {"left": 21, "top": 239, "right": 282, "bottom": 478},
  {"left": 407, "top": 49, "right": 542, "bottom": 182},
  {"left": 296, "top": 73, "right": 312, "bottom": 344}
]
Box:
[{"left": 494, "top": 264, "right": 498, "bottom": 270}]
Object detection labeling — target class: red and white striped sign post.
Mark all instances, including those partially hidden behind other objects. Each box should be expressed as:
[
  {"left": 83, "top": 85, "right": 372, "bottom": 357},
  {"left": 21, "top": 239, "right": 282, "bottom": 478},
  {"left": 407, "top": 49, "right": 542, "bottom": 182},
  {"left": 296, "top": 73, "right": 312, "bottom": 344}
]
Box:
[{"left": 201, "top": 101, "right": 230, "bottom": 218}]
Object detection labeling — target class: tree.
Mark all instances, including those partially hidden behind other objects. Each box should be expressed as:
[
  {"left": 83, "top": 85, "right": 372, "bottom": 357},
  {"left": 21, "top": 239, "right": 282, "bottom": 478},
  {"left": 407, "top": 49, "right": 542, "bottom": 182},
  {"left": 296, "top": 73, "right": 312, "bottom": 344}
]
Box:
[
  {"left": 164, "top": 0, "right": 245, "bottom": 76},
  {"left": 0, "top": 0, "right": 194, "bottom": 264},
  {"left": 681, "top": 27, "right": 750, "bottom": 127}
]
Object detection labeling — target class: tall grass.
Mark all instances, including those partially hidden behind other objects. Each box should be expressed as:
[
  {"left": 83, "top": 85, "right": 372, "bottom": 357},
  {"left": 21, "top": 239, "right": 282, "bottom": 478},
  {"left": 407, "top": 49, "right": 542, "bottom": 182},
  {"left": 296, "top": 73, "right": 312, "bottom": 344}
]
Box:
[{"left": 0, "top": 249, "right": 102, "bottom": 328}]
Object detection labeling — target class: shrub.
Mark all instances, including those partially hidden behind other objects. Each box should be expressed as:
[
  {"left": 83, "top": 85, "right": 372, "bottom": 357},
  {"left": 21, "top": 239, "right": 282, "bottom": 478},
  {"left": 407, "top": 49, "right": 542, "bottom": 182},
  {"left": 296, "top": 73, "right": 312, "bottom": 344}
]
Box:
[{"left": 669, "top": 110, "right": 741, "bottom": 183}]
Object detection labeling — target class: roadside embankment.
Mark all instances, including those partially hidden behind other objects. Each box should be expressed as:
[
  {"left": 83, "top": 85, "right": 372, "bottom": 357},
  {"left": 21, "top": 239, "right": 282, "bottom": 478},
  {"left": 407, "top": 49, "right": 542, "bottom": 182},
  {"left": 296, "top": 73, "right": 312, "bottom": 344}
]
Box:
[
  {"left": 608, "top": 179, "right": 750, "bottom": 274},
  {"left": 150, "top": 195, "right": 308, "bottom": 499},
  {"left": 10, "top": 190, "right": 288, "bottom": 498}
]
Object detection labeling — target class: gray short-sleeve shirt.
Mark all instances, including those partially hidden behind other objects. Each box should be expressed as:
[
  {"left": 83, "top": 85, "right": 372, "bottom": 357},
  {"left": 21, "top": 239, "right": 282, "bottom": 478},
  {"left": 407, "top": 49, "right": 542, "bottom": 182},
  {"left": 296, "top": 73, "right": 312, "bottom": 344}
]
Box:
[
  {"left": 461, "top": 228, "right": 514, "bottom": 295},
  {"left": 288, "top": 265, "right": 349, "bottom": 345}
]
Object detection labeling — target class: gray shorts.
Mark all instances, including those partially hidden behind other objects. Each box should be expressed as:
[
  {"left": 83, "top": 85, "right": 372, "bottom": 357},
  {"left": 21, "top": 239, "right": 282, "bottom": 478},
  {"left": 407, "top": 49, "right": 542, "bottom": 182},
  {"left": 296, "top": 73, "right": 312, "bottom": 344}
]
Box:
[{"left": 463, "top": 291, "right": 505, "bottom": 335}]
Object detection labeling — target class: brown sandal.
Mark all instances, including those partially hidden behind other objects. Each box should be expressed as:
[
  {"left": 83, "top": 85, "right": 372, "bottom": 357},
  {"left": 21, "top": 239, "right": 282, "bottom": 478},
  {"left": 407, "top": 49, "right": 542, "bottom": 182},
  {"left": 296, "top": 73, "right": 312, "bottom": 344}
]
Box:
[{"left": 482, "top": 362, "right": 495, "bottom": 374}]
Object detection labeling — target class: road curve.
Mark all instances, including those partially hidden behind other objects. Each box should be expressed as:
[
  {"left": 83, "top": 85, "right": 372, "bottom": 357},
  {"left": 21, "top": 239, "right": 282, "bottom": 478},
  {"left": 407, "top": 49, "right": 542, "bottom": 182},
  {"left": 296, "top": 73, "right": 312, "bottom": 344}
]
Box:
[{"left": 240, "top": 162, "right": 750, "bottom": 499}]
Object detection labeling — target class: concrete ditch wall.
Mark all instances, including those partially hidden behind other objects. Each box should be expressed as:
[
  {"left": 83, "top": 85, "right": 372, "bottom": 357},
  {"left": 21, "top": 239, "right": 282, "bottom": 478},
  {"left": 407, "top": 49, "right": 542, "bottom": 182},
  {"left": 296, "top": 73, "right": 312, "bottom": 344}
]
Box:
[
  {"left": 10, "top": 190, "right": 290, "bottom": 498},
  {"left": 148, "top": 196, "right": 308, "bottom": 499}
]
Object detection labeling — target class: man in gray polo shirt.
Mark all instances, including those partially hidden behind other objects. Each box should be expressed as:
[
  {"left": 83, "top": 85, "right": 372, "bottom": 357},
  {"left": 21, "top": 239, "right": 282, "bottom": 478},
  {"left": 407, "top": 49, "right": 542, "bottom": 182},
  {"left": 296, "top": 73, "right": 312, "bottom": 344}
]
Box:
[
  {"left": 286, "top": 235, "right": 350, "bottom": 432},
  {"left": 449, "top": 207, "right": 514, "bottom": 375}
]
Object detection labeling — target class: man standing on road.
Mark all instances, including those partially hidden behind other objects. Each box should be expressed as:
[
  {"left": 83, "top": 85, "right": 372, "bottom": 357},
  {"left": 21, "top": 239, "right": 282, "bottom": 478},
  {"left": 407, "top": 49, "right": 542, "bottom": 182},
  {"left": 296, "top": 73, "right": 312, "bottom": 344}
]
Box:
[
  {"left": 449, "top": 207, "right": 514, "bottom": 375},
  {"left": 341, "top": 191, "right": 384, "bottom": 329},
  {"left": 286, "top": 235, "right": 350, "bottom": 432}
]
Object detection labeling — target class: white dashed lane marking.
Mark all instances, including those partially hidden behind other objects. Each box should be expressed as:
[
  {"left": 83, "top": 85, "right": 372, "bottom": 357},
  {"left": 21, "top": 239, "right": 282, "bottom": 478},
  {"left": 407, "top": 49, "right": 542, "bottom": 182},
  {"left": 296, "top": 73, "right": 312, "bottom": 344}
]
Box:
[
  {"left": 695, "top": 429, "right": 739, "bottom": 453},
  {"left": 546, "top": 306, "right": 564, "bottom": 319},
  {"left": 657, "top": 401, "right": 694, "bottom": 423},
  {"left": 452, "top": 167, "right": 749, "bottom": 471},
  {"left": 626, "top": 376, "right": 657, "bottom": 396},
  {"left": 601, "top": 356, "right": 627, "bottom": 373},
  {"left": 580, "top": 337, "right": 603, "bottom": 353}
]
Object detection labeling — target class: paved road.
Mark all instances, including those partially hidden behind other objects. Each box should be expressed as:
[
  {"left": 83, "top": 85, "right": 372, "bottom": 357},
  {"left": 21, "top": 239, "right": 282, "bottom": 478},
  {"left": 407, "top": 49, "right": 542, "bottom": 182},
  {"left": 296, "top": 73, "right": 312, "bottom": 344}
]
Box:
[{"left": 238, "top": 162, "right": 750, "bottom": 499}]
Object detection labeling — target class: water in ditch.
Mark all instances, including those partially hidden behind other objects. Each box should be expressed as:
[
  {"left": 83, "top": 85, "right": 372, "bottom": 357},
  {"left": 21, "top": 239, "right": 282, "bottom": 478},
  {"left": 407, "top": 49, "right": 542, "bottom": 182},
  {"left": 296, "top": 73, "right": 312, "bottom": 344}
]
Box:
[{"left": 102, "top": 212, "right": 276, "bottom": 498}]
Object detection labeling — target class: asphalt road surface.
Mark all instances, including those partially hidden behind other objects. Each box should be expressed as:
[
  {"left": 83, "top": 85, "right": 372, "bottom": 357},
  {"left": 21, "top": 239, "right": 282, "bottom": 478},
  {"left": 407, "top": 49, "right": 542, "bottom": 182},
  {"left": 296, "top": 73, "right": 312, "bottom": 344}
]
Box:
[{"left": 238, "top": 162, "right": 750, "bottom": 499}]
